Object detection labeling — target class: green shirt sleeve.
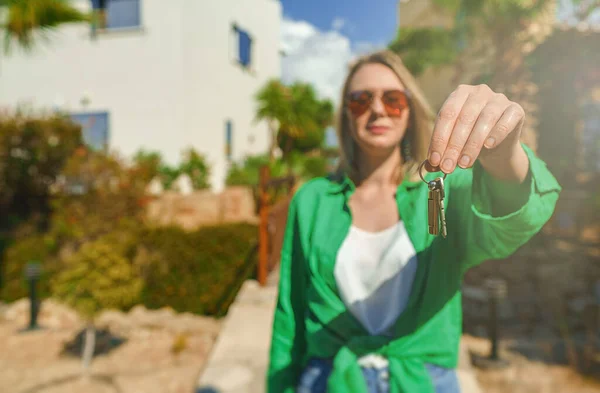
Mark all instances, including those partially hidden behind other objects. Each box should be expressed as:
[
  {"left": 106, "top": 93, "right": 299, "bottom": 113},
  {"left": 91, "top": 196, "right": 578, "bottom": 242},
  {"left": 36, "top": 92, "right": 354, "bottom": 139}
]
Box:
[
  {"left": 266, "top": 194, "right": 308, "bottom": 393},
  {"left": 447, "top": 143, "right": 562, "bottom": 273}
]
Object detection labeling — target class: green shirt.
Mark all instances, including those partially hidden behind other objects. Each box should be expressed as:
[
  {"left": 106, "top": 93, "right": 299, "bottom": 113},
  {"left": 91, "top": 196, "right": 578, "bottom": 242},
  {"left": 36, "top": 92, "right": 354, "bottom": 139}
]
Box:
[{"left": 267, "top": 144, "right": 561, "bottom": 393}]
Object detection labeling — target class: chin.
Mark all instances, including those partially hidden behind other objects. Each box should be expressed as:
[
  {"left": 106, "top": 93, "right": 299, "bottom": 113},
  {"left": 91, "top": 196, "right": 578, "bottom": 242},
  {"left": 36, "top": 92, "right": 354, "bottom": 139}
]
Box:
[{"left": 356, "top": 137, "right": 400, "bottom": 156}]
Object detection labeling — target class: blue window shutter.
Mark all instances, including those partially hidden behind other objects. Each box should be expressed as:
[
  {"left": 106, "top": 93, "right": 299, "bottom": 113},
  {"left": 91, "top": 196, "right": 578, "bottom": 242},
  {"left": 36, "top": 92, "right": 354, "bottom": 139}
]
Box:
[
  {"left": 71, "top": 112, "right": 110, "bottom": 151},
  {"left": 91, "top": 0, "right": 103, "bottom": 9},
  {"left": 107, "top": 0, "right": 140, "bottom": 29},
  {"left": 239, "top": 30, "right": 252, "bottom": 67},
  {"left": 225, "top": 120, "right": 233, "bottom": 160}
]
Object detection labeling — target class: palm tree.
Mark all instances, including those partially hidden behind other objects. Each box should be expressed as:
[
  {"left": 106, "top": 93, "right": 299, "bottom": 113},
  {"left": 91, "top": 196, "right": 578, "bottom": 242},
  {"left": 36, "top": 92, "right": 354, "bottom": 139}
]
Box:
[
  {"left": 0, "top": 0, "right": 88, "bottom": 54},
  {"left": 279, "top": 83, "right": 333, "bottom": 158},
  {"left": 255, "top": 79, "right": 293, "bottom": 161},
  {"left": 255, "top": 79, "right": 334, "bottom": 162}
]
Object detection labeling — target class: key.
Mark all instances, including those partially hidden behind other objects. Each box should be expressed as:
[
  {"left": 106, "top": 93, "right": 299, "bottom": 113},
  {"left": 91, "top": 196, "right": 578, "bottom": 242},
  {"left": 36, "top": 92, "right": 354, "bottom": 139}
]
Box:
[
  {"left": 427, "top": 177, "right": 447, "bottom": 238},
  {"left": 436, "top": 178, "right": 447, "bottom": 238},
  {"left": 427, "top": 180, "right": 440, "bottom": 236}
]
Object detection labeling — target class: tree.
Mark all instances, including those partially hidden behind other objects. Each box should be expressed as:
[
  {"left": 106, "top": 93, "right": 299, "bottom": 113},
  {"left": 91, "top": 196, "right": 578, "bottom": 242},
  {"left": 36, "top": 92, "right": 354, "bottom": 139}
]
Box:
[
  {"left": 0, "top": 0, "right": 88, "bottom": 54},
  {"left": 255, "top": 79, "right": 334, "bottom": 162},
  {"left": 51, "top": 235, "right": 142, "bottom": 375},
  {"left": 278, "top": 83, "right": 333, "bottom": 158},
  {"left": 0, "top": 110, "right": 82, "bottom": 230},
  {"left": 175, "top": 148, "right": 211, "bottom": 190},
  {"left": 255, "top": 80, "right": 293, "bottom": 161}
]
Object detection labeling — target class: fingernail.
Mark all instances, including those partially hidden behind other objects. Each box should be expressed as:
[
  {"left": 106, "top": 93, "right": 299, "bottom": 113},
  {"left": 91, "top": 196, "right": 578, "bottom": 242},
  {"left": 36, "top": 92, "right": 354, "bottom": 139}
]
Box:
[
  {"left": 430, "top": 152, "right": 441, "bottom": 166},
  {"left": 442, "top": 158, "right": 454, "bottom": 172},
  {"left": 459, "top": 155, "right": 470, "bottom": 167},
  {"left": 485, "top": 137, "right": 495, "bottom": 148}
]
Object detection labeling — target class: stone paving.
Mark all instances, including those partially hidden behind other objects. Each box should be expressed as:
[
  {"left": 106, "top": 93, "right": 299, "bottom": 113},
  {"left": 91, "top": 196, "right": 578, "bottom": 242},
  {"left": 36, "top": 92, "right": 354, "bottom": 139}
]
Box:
[{"left": 196, "top": 278, "right": 482, "bottom": 393}]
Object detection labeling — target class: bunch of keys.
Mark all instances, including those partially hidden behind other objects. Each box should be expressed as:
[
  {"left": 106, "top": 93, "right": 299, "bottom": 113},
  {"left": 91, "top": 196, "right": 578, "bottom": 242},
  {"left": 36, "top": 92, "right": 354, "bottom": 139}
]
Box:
[{"left": 419, "top": 161, "right": 448, "bottom": 238}]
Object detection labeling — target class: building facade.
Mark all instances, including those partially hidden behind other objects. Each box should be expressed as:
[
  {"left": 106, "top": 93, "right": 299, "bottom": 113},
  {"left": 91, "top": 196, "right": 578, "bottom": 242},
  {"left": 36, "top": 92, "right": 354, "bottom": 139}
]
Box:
[{"left": 0, "top": 0, "right": 282, "bottom": 192}]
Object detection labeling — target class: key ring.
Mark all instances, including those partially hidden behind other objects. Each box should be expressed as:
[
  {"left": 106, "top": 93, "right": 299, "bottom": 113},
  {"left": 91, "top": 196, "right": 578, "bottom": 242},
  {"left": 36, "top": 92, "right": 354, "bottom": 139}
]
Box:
[{"left": 418, "top": 160, "right": 447, "bottom": 184}]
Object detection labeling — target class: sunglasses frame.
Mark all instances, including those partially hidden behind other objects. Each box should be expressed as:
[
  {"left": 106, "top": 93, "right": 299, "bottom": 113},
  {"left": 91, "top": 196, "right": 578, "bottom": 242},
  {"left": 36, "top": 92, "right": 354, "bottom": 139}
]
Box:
[{"left": 344, "top": 89, "right": 412, "bottom": 118}]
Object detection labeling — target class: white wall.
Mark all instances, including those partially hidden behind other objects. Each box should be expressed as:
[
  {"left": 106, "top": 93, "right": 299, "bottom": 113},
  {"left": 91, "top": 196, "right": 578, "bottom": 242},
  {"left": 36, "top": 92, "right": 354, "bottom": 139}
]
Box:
[{"left": 0, "top": 0, "right": 281, "bottom": 192}]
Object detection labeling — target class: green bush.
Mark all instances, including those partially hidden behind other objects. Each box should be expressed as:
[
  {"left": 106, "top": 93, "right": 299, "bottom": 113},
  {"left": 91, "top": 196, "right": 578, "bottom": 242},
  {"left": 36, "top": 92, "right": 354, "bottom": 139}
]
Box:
[
  {"left": 288, "top": 152, "right": 329, "bottom": 179},
  {"left": 51, "top": 235, "right": 143, "bottom": 320},
  {"left": 0, "top": 109, "right": 82, "bottom": 233},
  {"left": 139, "top": 223, "right": 258, "bottom": 316},
  {"left": 226, "top": 154, "right": 288, "bottom": 187},
  {"left": 0, "top": 233, "right": 58, "bottom": 302},
  {"left": 1, "top": 146, "right": 256, "bottom": 316},
  {"left": 1, "top": 220, "right": 258, "bottom": 317},
  {"left": 226, "top": 153, "right": 329, "bottom": 187},
  {"left": 1, "top": 148, "right": 145, "bottom": 302},
  {"left": 132, "top": 148, "right": 211, "bottom": 191},
  {"left": 50, "top": 150, "right": 146, "bottom": 244}
]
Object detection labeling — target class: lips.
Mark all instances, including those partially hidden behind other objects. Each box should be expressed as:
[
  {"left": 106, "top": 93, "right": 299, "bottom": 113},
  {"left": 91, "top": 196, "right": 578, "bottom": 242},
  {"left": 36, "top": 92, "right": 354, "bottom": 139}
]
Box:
[{"left": 366, "top": 125, "right": 390, "bottom": 134}]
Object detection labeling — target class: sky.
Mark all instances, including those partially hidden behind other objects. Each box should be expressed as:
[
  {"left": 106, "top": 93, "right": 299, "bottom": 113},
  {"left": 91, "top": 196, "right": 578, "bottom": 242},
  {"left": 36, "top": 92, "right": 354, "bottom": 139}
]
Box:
[
  {"left": 278, "top": 0, "right": 400, "bottom": 105},
  {"left": 278, "top": 0, "right": 600, "bottom": 107}
]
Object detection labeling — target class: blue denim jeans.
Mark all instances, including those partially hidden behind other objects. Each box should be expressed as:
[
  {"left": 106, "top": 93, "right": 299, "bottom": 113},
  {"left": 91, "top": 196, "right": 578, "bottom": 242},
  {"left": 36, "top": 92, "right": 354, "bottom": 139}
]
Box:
[{"left": 297, "top": 358, "right": 461, "bottom": 393}]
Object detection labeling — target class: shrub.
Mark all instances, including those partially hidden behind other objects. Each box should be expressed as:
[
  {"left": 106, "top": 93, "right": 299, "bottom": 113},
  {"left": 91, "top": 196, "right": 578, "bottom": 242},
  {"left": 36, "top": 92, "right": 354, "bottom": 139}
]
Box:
[
  {"left": 51, "top": 235, "right": 143, "bottom": 319},
  {"left": 131, "top": 150, "right": 163, "bottom": 185},
  {"left": 1, "top": 220, "right": 258, "bottom": 317},
  {"left": 138, "top": 223, "right": 258, "bottom": 316},
  {"left": 1, "top": 149, "right": 145, "bottom": 301},
  {"left": 132, "top": 148, "right": 211, "bottom": 191},
  {"left": 226, "top": 152, "right": 329, "bottom": 187},
  {"left": 0, "top": 109, "right": 82, "bottom": 229},
  {"left": 0, "top": 232, "right": 58, "bottom": 302},
  {"left": 50, "top": 150, "right": 146, "bottom": 244}
]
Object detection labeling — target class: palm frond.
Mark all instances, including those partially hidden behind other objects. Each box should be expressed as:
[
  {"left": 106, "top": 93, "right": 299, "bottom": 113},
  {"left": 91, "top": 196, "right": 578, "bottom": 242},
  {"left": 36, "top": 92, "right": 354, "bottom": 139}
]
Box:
[{"left": 2, "top": 0, "right": 89, "bottom": 54}]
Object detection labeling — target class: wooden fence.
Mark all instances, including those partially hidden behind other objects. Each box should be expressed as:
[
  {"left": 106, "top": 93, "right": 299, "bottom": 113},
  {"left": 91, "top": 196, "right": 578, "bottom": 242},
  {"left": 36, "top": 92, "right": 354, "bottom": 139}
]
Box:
[{"left": 257, "top": 166, "right": 296, "bottom": 286}]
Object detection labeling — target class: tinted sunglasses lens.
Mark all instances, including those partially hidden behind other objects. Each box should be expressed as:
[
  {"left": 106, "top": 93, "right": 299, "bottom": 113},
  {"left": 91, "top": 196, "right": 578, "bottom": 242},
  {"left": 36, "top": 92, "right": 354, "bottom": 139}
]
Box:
[
  {"left": 347, "top": 91, "right": 372, "bottom": 116},
  {"left": 383, "top": 90, "right": 409, "bottom": 116}
]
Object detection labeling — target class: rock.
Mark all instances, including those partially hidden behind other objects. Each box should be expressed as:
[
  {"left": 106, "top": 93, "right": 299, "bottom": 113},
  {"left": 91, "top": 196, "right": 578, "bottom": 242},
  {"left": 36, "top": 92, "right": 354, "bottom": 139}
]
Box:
[
  {"left": 96, "top": 309, "right": 132, "bottom": 335},
  {"left": 3, "top": 298, "right": 29, "bottom": 323},
  {"left": 129, "top": 305, "right": 177, "bottom": 329},
  {"left": 2, "top": 298, "right": 81, "bottom": 329},
  {"left": 166, "top": 313, "right": 221, "bottom": 336},
  {"left": 96, "top": 305, "right": 221, "bottom": 337}
]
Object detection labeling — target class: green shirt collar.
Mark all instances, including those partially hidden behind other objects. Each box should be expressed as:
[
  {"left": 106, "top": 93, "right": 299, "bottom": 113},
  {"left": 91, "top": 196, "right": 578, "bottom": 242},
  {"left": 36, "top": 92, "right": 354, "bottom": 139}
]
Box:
[{"left": 326, "top": 172, "right": 425, "bottom": 196}]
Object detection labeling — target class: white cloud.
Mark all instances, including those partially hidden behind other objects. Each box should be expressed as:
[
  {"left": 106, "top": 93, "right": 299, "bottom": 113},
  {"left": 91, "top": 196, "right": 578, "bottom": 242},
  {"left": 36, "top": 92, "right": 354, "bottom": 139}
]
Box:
[
  {"left": 280, "top": 17, "right": 356, "bottom": 104},
  {"left": 280, "top": 17, "right": 391, "bottom": 104}
]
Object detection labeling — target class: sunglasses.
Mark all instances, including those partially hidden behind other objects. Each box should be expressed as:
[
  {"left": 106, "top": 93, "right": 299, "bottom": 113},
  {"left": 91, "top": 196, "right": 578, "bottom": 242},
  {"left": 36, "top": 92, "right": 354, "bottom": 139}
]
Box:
[{"left": 345, "top": 89, "right": 411, "bottom": 117}]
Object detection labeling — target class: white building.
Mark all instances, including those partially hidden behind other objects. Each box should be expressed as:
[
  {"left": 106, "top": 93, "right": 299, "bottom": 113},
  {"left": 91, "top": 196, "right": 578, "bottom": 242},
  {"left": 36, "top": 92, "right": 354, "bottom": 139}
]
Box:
[{"left": 0, "top": 0, "right": 282, "bottom": 192}]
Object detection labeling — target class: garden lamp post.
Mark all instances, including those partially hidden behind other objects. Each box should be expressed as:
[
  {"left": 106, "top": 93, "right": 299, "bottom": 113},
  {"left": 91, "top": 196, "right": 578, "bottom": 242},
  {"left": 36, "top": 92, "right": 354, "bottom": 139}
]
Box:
[
  {"left": 473, "top": 277, "right": 510, "bottom": 369},
  {"left": 23, "top": 261, "right": 42, "bottom": 331}
]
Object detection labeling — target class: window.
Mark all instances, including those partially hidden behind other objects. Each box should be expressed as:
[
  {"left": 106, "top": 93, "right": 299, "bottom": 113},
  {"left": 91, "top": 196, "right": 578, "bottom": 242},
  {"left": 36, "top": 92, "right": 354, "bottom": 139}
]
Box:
[
  {"left": 91, "top": 0, "right": 140, "bottom": 30},
  {"left": 225, "top": 120, "right": 233, "bottom": 161},
  {"left": 231, "top": 24, "right": 253, "bottom": 69},
  {"left": 71, "top": 112, "right": 110, "bottom": 152}
]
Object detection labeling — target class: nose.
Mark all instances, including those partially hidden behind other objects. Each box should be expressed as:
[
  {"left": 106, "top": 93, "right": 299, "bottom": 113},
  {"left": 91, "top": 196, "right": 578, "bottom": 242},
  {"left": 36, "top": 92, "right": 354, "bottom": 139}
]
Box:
[{"left": 370, "top": 95, "right": 386, "bottom": 115}]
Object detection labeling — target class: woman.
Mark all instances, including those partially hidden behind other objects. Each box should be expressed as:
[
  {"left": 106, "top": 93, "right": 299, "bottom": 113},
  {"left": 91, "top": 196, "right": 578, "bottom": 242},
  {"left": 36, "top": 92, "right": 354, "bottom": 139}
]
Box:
[{"left": 267, "top": 50, "right": 561, "bottom": 393}]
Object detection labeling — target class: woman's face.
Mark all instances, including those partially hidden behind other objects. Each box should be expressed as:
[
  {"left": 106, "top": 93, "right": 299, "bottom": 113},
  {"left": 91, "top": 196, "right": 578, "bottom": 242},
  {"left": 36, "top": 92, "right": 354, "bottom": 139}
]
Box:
[{"left": 346, "top": 63, "right": 410, "bottom": 158}]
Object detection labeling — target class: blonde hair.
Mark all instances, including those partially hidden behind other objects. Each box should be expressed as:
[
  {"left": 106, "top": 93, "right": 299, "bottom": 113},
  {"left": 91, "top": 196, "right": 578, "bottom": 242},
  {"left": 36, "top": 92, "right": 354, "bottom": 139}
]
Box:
[{"left": 335, "top": 50, "right": 435, "bottom": 183}]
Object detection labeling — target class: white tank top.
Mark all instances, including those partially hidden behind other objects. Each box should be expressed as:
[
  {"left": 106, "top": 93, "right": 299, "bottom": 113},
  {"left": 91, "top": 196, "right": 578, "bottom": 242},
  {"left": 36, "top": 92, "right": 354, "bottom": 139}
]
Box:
[{"left": 334, "top": 221, "right": 418, "bottom": 337}]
